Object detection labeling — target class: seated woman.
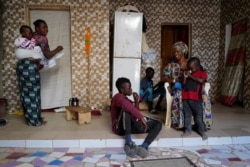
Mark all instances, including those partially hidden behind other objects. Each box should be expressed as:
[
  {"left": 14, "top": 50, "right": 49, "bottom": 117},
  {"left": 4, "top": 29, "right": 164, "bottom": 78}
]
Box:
[
  {"left": 163, "top": 41, "right": 188, "bottom": 129},
  {"left": 163, "top": 41, "right": 212, "bottom": 130}
]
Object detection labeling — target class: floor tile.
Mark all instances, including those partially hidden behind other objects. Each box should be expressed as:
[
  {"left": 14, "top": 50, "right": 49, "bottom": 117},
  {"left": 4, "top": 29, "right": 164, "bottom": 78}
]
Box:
[
  {"left": 33, "top": 158, "right": 47, "bottom": 166},
  {"left": 59, "top": 156, "right": 74, "bottom": 162},
  {"left": 82, "top": 157, "right": 99, "bottom": 163},
  {"left": 48, "top": 159, "right": 64, "bottom": 165},
  {"left": 6, "top": 153, "right": 27, "bottom": 159},
  {"left": 48, "top": 152, "right": 65, "bottom": 158},
  {"left": 16, "top": 156, "right": 36, "bottom": 163},
  {"left": 63, "top": 159, "right": 83, "bottom": 165},
  {"left": 30, "top": 151, "right": 47, "bottom": 157},
  {"left": 40, "top": 156, "right": 56, "bottom": 163},
  {"left": 110, "top": 154, "right": 126, "bottom": 160},
  {"left": 15, "top": 163, "right": 34, "bottom": 167}
]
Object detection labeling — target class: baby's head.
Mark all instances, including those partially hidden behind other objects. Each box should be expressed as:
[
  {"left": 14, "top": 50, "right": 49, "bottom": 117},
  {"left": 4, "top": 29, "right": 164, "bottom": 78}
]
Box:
[{"left": 20, "top": 25, "right": 33, "bottom": 40}]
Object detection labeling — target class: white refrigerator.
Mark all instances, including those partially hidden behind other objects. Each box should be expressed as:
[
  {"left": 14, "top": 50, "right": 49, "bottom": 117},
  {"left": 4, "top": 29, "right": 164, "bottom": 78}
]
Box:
[{"left": 112, "top": 12, "right": 143, "bottom": 100}]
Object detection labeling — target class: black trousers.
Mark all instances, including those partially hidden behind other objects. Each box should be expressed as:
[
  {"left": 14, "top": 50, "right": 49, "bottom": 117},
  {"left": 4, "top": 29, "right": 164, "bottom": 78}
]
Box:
[
  {"left": 117, "top": 111, "right": 162, "bottom": 145},
  {"left": 183, "top": 100, "right": 205, "bottom": 135}
]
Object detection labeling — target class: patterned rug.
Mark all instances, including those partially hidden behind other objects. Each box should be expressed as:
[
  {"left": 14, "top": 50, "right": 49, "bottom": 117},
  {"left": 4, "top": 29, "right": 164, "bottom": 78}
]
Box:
[{"left": 130, "top": 157, "right": 197, "bottom": 167}]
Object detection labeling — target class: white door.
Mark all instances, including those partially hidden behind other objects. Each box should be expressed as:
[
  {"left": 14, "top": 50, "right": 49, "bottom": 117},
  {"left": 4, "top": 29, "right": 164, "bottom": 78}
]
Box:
[{"left": 30, "top": 10, "right": 72, "bottom": 109}]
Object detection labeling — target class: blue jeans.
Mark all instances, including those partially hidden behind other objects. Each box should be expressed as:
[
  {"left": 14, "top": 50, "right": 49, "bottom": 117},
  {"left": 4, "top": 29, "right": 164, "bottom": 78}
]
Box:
[
  {"left": 123, "top": 112, "right": 162, "bottom": 145},
  {"left": 140, "top": 86, "right": 165, "bottom": 102}
]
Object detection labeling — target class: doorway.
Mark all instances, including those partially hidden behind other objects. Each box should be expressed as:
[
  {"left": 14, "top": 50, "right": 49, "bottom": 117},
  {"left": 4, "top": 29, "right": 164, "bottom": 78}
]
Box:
[
  {"left": 161, "top": 23, "right": 191, "bottom": 73},
  {"left": 26, "top": 5, "right": 72, "bottom": 109}
]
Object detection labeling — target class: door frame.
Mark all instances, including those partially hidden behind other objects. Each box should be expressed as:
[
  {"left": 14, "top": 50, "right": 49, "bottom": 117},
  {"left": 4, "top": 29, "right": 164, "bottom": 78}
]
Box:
[
  {"left": 160, "top": 23, "right": 192, "bottom": 73},
  {"left": 25, "top": 4, "right": 72, "bottom": 109}
]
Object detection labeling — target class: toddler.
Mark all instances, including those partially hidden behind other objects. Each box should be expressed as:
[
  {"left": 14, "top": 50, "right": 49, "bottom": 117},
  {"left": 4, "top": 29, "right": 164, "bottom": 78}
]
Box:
[{"left": 14, "top": 25, "right": 63, "bottom": 68}]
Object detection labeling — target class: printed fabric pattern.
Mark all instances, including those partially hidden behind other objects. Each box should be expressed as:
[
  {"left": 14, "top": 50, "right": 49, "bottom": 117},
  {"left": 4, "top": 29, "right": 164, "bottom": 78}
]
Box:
[{"left": 16, "top": 59, "right": 43, "bottom": 126}]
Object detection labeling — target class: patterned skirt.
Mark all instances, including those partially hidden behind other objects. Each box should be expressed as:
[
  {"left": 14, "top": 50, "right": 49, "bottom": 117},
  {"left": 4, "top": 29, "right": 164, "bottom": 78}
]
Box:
[
  {"left": 16, "top": 59, "right": 43, "bottom": 126},
  {"left": 171, "top": 89, "right": 184, "bottom": 129}
]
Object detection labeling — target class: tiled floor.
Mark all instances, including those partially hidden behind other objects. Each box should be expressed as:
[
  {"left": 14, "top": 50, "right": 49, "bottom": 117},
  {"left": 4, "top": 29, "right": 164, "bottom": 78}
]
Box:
[
  {"left": 0, "top": 144, "right": 250, "bottom": 166},
  {"left": 0, "top": 102, "right": 250, "bottom": 166}
]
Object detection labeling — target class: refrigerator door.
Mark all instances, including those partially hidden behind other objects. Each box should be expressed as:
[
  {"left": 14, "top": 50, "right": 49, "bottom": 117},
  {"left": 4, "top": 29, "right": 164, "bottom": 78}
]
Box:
[
  {"left": 113, "top": 12, "right": 142, "bottom": 58},
  {"left": 112, "top": 58, "right": 141, "bottom": 100}
]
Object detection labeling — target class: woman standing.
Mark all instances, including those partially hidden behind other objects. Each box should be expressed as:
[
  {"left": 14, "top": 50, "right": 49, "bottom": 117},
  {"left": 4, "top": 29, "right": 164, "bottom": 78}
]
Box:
[
  {"left": 16, "top": 19, "right": 63, "bottom": 126},
  {"left": 163, "top": 41, "right": 188, "bottom": 129}
]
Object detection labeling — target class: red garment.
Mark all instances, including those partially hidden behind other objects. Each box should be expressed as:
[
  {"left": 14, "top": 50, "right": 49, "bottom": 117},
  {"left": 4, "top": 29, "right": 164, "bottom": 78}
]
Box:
[
  {"left": 182, "top": 71, "right": 207, "bottom": 101},
  {"left": 33, "top": 33, "right": 50, "bottom": 53},
  {"left": 110, "top": 93, "right": 143, "bottom": 134}
]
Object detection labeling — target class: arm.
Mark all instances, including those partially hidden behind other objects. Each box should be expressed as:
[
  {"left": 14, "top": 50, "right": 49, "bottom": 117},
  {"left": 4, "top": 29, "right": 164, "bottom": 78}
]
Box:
[
  {"left": 162, "top": 75, "right": 175, "bottom": 83},
  {"left": 133, "top": 92, "right": 148, "bottom": 132},
  {"left": 162, "top": 62, "right": 179, "bottom": 83},
  {"left": 43, "top": 46, "right": 63, "bottom": 59},
  {"left": 153, "top": 80, "right": 164, "bottom": 89},
  {"left": 33, "top": 34, "right": 63, "bottom": 59},
  {"left": 184, "top": 70, "right": 207, "bottom": 84},
  {"left": 119, "top": 95, "right": 143, "bottom": 120},
  {"left": 140, "top": 78, "right": 148, "bottom": 92},
  {"left": 132, "top": 92, "right": 140, "bottom": 109}
]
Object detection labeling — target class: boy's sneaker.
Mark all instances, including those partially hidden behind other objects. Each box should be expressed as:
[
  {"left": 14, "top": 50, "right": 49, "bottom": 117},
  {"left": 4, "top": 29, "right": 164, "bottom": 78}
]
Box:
[
  {"left": 124, "top": 141, "right": 137, "bottom": 158},
  {"left": 150, "top": 109, "right": 158, "bottom": 114},
  {"left": 136, "top": 146, "right": 149, "bottom": 158},
  {"left": 202, "top": 134, "right": 208, "bottom": 140}
]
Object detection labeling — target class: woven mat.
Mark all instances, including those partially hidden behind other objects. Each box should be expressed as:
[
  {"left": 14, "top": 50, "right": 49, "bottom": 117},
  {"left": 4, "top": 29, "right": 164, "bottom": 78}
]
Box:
[{"left": 130, "top": 157, "right": 197, "bottom": 167}]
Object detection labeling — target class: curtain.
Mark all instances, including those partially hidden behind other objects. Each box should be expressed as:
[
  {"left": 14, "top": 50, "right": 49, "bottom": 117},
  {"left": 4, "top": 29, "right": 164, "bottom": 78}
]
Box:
[
  {"left": 221, "top": 18, "right": 248, "bottom": 107},
  {"left": 30, "top": 10, "right": 72, "bottom": 109}
]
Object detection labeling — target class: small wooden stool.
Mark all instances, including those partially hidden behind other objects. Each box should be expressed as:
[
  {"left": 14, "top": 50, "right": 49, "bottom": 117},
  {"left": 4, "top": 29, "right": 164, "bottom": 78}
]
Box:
[{"left": 65, "top": 106, "right": 91, "bottom": 125}]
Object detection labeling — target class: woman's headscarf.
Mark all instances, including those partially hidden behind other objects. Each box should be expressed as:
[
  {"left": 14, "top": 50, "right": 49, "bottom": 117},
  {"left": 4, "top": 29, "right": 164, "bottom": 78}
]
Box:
[{"left": 173, "top": 41, "right": 188, "bottom": 55}]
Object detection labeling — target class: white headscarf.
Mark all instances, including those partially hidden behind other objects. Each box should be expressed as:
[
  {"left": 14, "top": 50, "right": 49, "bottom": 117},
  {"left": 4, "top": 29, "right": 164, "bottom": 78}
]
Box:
[{"left": 173, "top": 41, "right": 188, "bottom": 55}]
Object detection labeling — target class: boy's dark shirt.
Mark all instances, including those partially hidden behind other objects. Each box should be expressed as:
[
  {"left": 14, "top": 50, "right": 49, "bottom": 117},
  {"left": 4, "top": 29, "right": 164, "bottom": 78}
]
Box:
[
  {"left": 110, "top": 93, "right": 143, "bottom": 135},
  {"left": 182, "top": 70, "right": 207, "bottom": 101}
]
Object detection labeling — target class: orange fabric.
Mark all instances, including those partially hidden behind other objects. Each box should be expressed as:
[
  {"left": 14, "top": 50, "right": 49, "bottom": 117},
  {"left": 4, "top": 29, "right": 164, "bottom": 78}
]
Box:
[{"left": 85, "top": 27, "right": 91, "bottom": 57}]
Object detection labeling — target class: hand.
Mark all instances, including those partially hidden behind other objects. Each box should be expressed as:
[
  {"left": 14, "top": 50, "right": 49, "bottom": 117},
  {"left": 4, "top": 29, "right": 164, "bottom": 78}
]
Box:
[
  {"left": 184, "top": 70, "right": 191, "bottom": 78},
  {"left": 140, "top": 117, "right": 147, "bottom": 132},
  {"left": 132, "top": 92, "right": 139, "bottom": 103},
  {"left": 57, "top": 46, "right": 63, "bottom": 51},
  {"left": 156, "top": 81, "right": 164, "bottom": 87}
]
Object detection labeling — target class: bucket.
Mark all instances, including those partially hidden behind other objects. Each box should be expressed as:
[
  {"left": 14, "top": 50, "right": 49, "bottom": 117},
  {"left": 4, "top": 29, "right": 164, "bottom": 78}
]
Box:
[{"left": 0, "top": 98, "right": 7, "bottom": 118}]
